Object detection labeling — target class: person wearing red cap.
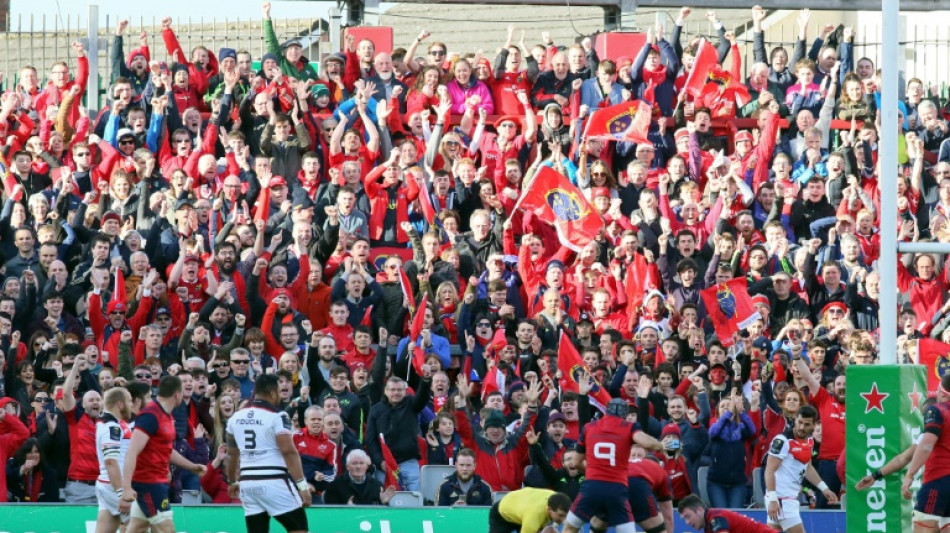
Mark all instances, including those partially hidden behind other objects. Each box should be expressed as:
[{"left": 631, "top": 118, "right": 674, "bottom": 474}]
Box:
[
  {"left": 472, "top": 93, "right": 536, "bottom": 184},
  {"left": 88, "top": 268, "right": 157, "bottom": 369}
]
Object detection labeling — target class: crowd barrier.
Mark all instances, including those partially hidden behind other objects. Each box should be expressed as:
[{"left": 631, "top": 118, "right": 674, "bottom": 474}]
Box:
[{"left": 0, "top": 504, "right": 846, "bottom": 533}]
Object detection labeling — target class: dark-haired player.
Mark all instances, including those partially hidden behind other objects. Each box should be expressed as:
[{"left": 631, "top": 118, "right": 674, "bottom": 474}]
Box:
[
  {"left": 121, "top": 376, "right": 207, "bottom": 533},
  {"left": 227, "top": 374, "right": 311, "bottom": 533}
]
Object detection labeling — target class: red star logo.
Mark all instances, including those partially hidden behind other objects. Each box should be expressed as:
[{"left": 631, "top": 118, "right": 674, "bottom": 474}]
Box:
[
  {"left": 862, "top": 383, "right": 889, "bottom": 414},
  {"left": 909, "top": 382, "right": 923, "bottom": 414}
]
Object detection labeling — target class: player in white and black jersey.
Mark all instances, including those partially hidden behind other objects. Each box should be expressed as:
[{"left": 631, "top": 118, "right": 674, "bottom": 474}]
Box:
[
  {"left": 227, "top": 374, "right": 312, "bottom": 533},
  {"left": 95, "top": 387, "right": 134, "bottom": 533},
  {"left": 764, "top": 405, "right": 838, "bottom": 533}
]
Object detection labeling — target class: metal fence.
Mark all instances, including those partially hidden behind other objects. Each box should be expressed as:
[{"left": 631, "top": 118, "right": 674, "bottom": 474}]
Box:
[{"left": 1, "top": 8, "right": 949, "bottom": 105}]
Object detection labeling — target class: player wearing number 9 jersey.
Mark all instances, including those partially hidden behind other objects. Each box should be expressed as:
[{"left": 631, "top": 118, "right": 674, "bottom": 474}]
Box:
[
  {"left": 227, "top": 374, "right": 311, "bottom": 533},
  {"left": 563, "top": 399, "right": 663, "bottom": 533}
]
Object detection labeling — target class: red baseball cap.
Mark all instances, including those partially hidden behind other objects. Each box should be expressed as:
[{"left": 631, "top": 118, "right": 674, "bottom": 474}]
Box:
[{"left": 272, "top": 288, "right": 292, "bottom": 301}]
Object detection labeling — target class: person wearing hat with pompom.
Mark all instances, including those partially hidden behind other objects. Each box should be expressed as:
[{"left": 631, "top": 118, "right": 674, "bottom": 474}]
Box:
[{"left": 87, "top": 268, "right": 158, "bottom": 369}]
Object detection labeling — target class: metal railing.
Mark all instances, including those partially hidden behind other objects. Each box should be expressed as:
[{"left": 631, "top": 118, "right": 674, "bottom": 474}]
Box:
[{"left": 0, "top": 7, "right": 949, "bottom": 105}]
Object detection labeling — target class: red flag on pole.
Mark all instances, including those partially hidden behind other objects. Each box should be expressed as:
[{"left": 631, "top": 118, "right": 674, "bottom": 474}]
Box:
[
  {"left": 417, "top": 186, "right": 438, "bottom": 225},
  {"left": 361, "top": 305, "right": 374, "bottom": 327},
  {"left": 378, "top": 434, "right": 401, "bottom": 489},
  {"left": 699, "top": 278, "right": 761, "bottom": 347},
  {"left": 585, "top": 100, "right": 652, "bottom": 145},
  {"left": 253, "top": 186, "right": 271, "bottom": 223},
  {"left": 112, "top": 268, "right": 127, "bottom": 306},
  {"left": 556, "top": 331, "right": 612, "bottom": 411},
  {"left": 514, "top": 166, "right": 604, "bottom": 252},
  {"left": 398, "top": 267, "right": 416, "bottom": 314},
  {"left": 916, "top": 338, "right": 950, "bottom": 396},
  {"left": 409, "top": 293, "right": 429, "bottom": 376},
  {"left": 624, "top": 254, "right": 659, "bottom": 317}
]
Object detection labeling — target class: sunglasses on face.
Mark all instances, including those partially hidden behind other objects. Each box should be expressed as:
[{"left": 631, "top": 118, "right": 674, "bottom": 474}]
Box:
[
  {"left": 231, "top": 359, "right": 250, "bottom": 365},
  {"left": 477, "top": 322, "right": 492, "bottom": 328},
  {"left": 119, "top": 139, "right": 135, "bottom": 146},
  {"left": 33, "top": 396, "right": 50, "bottom": 403},
  {"left": 429, "top": 50, "right": 446, "bottom": 56},
  {"left": 444, "top": 140, "right": 461, "bottom": 147},
  {"left": 134, "top": 373, "right": 150, "bottom": 379}
]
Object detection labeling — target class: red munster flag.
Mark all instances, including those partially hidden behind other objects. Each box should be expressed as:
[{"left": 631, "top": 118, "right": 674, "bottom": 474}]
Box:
[
  {"left": 699, "top": 278, "right": 761, "bottom": 347},
  {"left": 514, "top": 166, "right": 605, "bottom": 252},
  {"left": 409, "top": 293, "right": 429, "bottom": 375},
  {"left": 624, "top": 254, "right": 660, "bottom": 317},
  {"left": 557, "top": 331, "right": 613, "bottom": 411},
  {"left": 480, "top": 356, "right": 504, "bottom": 402},
  {"left": 378, "top": 434, "right": 400, "bottom": 489},
  {"left": 585, "top": 100, "right": 652, "bottom": 145},
  {"left": 916, "top": 338, "right": 950, "bottom": 397},
  {"left": 682, "top": 39, "right": 720, "bottom": 99}
]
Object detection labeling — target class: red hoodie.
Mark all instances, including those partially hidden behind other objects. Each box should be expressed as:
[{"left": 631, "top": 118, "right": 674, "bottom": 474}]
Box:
[{"left": 0, "top": 414, "right": 31, "bottom": 502}]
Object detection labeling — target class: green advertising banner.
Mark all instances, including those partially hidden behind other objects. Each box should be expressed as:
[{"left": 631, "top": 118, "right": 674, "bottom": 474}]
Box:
[
  {"left": 0, "top": 505, "right": 488, "bottom": 533},
  {"left": 846, "top": 364, "right": 926, "bottom": 533}
]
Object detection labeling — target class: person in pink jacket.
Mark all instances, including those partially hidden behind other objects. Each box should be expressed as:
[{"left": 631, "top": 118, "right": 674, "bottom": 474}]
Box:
[{"left": 446, "top": 59, "right": 494, "bottom": 115}]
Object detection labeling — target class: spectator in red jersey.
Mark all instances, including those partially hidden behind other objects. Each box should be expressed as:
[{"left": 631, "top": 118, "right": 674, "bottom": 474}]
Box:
[{"left": 60, "top": 352, "right": 101, "bottom": 503}]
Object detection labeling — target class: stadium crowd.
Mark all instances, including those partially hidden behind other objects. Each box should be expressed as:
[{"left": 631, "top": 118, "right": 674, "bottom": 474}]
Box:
[{"left": 0, "top": 0, "right": 933, "bottom": 518}]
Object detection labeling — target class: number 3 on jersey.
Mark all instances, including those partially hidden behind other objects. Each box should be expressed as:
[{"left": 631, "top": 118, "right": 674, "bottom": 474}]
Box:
[
  {"left": 244, "top": 429, "right": 257, "bottom": 450},
  {"left": 594, "top": 442, "right": 617, "bottom": 466}
]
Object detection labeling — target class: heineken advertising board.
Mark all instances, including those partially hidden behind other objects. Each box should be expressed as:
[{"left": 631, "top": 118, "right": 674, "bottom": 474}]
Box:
[{"left": 846, "top": 364, "right": 926, "bottom": 532}]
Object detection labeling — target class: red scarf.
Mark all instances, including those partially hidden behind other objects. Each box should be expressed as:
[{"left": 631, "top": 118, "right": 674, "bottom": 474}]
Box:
[
  {"left": 641, "top": 63, "right": 668, "bottom": 87},
  {"left": 24, "top": 469, "right": 43, "bottom": 502},
  {"left": 439, "top": 302, "right": 458, "bottom": 344}
]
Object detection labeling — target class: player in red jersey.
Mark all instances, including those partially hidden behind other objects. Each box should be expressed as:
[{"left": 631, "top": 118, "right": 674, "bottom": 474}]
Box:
[
  {"left": 678, "top": 494, "right": 776, "bottom": 533},
  {"left": 563, "top": 399, "right": 662, "bottom": 533},
  {"left": 120, "top": 376, "right": 207, "bottom": 533},
  {"left": 629, "top": 443, "right": 675, "bottom": 532},
  {"left": 903, "top": 373, "right": 950, "bottom": 533}
]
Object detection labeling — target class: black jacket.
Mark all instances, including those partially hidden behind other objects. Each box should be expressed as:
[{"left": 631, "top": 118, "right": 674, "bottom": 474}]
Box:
[
  {"left": 365, "top": 377, "right": 432, "bottom": 465},
  {"left": 436, "top": 472, "right": 493, "bottom": 506},
  {"left": 323, "top": 472, "right": 384, "bottom": 505}
]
